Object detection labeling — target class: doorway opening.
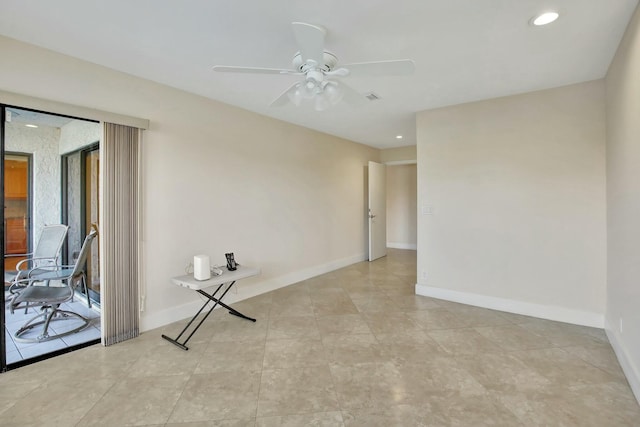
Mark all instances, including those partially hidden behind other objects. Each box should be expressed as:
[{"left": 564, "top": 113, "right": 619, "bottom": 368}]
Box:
[
  {"left": 386, "top": 163, "right": 417, "bottom": 251},
  {"left": 368, "top": 161, "right": 418, "bottom": 261},
  {"left": 2, "top": 106, "right": 101, "bottom": 369}
]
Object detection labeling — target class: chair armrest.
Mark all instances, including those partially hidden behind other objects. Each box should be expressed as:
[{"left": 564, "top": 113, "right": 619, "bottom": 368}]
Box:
[
  {"left": 11, "top": 277, "right": 34, "bottom": 287},
  {"left": 4, "top": 252, "right": 33, "bottom": 258},
  {"left": 15, "top": 256, "right": 61, "bottom": 271},
  {"left": 26, "top": 265, "right": 75, "bottom": 277},
  {"left": 15, "top": 258, "right": 32, "bottom": 271}
]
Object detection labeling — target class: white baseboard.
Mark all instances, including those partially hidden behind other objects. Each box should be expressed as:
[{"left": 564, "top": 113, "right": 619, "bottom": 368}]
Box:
[
  {"left": 387, "top": 242, "right": 417, "bottom": 250},
  {"left": 140, "top": 252, "right": 366, "bottom": 332},
  {"left": 605, "top": 321, "right": 640, "bottom": 405},
  {"left": 414, "top": 283, "right": 604, "bottom": 328}
]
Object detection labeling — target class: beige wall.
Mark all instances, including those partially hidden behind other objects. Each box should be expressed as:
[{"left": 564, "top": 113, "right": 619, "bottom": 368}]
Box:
[
  {"left": 605, "top": 3, "right": 640, "bottom": 401},
  {"left": 386, "top": 164, "right": 417, "bottom": 249},
  {"left": 416, "top": 80, "right": 607, "bottom": 326},
  {"left": 380, "top": 145, "right": 416, "bottom": 163},
  {"left": 0, "top": 35, "right": 379, "bottom": 330}
]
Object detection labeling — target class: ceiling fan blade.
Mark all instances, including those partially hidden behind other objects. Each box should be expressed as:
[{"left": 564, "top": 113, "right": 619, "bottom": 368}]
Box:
[
  {"left": 291, "top": 22, "right": 326, "bottom": 65},
  {"left": 270, "top": 82, "right": 300, "bottom": 107},
  {"left": 213, "top": 65, "right": 295, "bottom": 74},
  {"left": 338, "top": 81, "right": 368, "bottom": 107},
  {"left": 341, "top": 59, "right": 415, "bottom": 77}
]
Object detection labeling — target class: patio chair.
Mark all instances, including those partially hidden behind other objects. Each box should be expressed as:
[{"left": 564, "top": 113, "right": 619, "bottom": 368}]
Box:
[
  {"left": 4, "top": 224, "right": 69, "bottom": 294},
  {"left": 8, "top": 228, "right": 97, "bottom": 343}
]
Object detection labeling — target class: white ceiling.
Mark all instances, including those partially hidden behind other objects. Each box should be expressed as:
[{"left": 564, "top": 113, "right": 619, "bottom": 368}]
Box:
[
  {"left": 7, "top": 108, "right": 75, "bottom": 129},
  {"left": 0, "top": 0, "right": 637, "bottom": 149}
]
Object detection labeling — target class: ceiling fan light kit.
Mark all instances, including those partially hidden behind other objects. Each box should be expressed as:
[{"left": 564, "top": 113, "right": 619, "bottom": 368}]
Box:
[
  {"left": 212, "top": 22, "right": 415, "bottom": 111},
  {"left": 287, "top": 73, "right": 345, "bottom": 111},
  {"left": 292, "top": 51, "right": 339, "bottom": 73}
]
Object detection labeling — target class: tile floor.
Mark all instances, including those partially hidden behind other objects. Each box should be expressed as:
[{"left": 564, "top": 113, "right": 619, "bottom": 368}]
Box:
[
  {"left": 0, "top": 249, "right": 638, "bottom": 426},
  {"left": 4, "top": 296, "right": 101, "bottom": 363}
]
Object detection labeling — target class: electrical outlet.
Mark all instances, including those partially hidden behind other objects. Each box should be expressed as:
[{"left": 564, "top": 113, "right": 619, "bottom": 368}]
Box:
[
  {"left": 421, "top": 270, "right": 428, "bottom": 280},
  {"left": 421, "top": 204, "right": 434, "bottom": 216}
]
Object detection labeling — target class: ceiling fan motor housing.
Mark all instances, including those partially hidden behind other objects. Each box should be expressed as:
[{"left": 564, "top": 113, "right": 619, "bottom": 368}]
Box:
[
  {"left": 293, "top": 51, "right": 338, "bottom": 72},
  {"left": 305, "top": 69, "right": 325, "bottom": 90}
]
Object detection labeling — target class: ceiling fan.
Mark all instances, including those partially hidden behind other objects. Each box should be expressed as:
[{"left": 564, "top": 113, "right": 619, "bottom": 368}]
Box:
[{"left": 212, "top": 22, "right": 415, "bottom": 111}]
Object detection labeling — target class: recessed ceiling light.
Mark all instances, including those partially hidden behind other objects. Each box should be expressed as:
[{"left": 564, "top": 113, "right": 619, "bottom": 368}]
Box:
[
  {"left": 396, "top": 135, "right": 403, "bottom": 139},
  {"left": 532, "top": 12, "right": 559, "bottom": 26},
  {"left": 25, "top": 124, "right": 38, "bottom": 128}
]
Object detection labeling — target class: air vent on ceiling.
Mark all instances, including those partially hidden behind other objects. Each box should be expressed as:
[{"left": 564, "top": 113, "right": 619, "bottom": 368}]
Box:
[{"left": 365, "top": 92, "right": 381, "bottom": 101}]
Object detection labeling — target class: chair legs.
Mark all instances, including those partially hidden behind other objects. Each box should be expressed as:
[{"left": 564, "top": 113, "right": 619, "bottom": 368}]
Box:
[
  {"left": 81, "top": 274, "right": 91, "bottom": 309},
  {"left": 14, "top": 305, "right": 90, "bottom": 343},
  {"left": 68, "top": 274, "right": 92, "bottom": 309}
]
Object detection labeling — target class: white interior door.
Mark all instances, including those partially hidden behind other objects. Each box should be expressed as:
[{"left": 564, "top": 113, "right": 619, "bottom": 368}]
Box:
[{"left": 368, "top": 161, "right": 387, "bottom": 261}]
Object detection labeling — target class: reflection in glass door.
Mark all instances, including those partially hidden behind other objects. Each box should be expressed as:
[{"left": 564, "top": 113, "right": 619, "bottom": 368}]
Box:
[
  {"left": 62, "top": 144, "right": 100, "bottom": 303},
  {"left": 84, "top": 147, "right": 100, "bottom": 302},
  {"left": 3, "top": 154, "right": 31, "bottom": 273}
]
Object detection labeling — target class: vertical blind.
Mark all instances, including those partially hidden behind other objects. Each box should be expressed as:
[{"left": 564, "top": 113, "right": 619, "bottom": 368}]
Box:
[{"left": 101, "top": 123, "right": 141, "bottom": 345}]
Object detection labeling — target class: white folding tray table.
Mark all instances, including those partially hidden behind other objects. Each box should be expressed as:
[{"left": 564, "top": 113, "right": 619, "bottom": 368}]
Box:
[{"left": 161, "top": 265, "right": 260, "bottom": 350}]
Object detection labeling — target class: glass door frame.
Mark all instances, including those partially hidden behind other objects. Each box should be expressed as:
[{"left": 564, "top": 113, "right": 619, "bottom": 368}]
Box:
[
  {"left": 1, "top": 105, "right": 6, "bottom": 372},
  {"left": 1, "top": 104, "right": 101, "bottom": 372}
]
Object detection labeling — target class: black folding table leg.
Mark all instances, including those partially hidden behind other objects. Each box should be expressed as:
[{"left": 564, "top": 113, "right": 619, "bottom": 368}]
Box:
[
  {"left": 161, "top": 280, "right": 255, "bottom": 350},
  {"left": 161, "top": 283, "right": 225, "bottom": 350},
  {"left": 196, "top": 288, "right": 256, "bottom": 322}
]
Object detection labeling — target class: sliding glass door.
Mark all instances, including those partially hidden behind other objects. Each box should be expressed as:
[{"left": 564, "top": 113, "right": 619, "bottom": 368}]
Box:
[{"left": 1, "top": 105, "right": 101, "bottom": 370}]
